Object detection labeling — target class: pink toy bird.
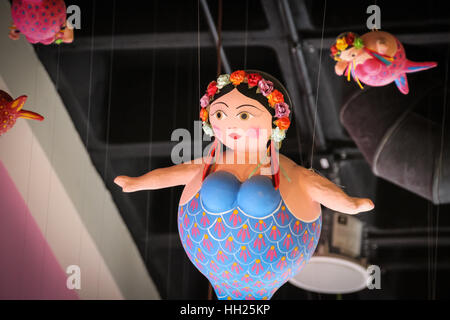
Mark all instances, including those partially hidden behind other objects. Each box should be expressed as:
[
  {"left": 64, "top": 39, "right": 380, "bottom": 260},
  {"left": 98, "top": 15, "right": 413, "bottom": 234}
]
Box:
[
  {"left": 9, "top": 0, "right": 73, "bottom": 45},
  {"left": 331, "top": 31, "right": 437, "bottom": 94}
]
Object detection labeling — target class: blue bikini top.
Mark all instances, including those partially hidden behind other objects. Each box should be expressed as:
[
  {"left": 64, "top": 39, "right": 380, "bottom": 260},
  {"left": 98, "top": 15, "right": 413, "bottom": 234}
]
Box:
[{"left": 200, "top": 171, "right": 283, "bottom": 218}]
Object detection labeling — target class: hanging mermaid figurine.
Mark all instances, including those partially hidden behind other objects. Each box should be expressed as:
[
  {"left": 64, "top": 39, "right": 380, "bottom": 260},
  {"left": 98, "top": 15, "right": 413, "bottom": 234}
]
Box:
[
  {"left": 0, "top": 90, "right": 44, "bottom": 136},
  {"left": 8, "top": 0, "right": 74, "bottom": 45},
  {"left": 331, "top": 31, "right": 437, "bottom": 94},
  {"left": 114, "top": 70, "right": 375, "bottom": 300}
]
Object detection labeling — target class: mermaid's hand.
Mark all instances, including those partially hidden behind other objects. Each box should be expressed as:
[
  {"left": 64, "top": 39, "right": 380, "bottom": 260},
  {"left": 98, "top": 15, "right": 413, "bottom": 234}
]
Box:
[
  {"left": 353, "top": 197, "right": 375, "bottom": 214},
  {"left": 114, "top": 176, "right": 141, "bottom": 193},
  {"left": 300, "top": 166, "right": 375, "bottom": 215},
  {"left": 8, "top": 24, "right": 20, "bottom": 40},
  {"left": 62, "top": 20, "right": 74, "bottom": 43}
]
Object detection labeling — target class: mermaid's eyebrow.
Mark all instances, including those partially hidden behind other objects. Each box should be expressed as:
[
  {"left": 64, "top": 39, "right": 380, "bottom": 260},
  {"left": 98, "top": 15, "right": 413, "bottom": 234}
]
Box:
[
  {"left": 211, "top": 102, "right": 229, "bottom": 108},
  {"left": 236, "top": 104, "right": 263, "bottom": 111}
]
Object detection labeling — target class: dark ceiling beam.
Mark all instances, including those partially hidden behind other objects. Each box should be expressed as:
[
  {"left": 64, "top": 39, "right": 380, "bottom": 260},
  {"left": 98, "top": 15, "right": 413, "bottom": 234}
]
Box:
[
  {"left": 382, "top": 262, "right": 450, "bottom": 271},
  {"left": 370, "top": 237, "right": 450, "bottom": 247},
  {"left": 279, "top": 0, "right": 327, "bottom": 152},
  {"left": 258, "top": 0, "right": 315, "bottom": 160},
  {"left": 67, "top": 31, "right": 450, "bottom": 52},
  {"left": 367, "top": 226, "right": 450, "bottom": 236},
  {"left": 199, "top": 0, "right": 232, "bottom": 74},
  {"left": 288, "top": 0, "right": 315, "bottom": 30},
  {"left": 66, "top": 31, "right": 286, "bottom": 51},
  {"left": 304, "top": 32, "right": 450, "bottom": 49}
]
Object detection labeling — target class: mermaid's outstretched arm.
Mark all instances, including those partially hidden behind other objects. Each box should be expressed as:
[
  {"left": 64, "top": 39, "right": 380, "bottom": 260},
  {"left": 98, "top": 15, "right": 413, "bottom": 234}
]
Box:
[
  {"left": 114, "top": 160, "right": 203, "bottom": 193},
  {"left": 300, "top": 167, "right": 374, "bottom": 215}
]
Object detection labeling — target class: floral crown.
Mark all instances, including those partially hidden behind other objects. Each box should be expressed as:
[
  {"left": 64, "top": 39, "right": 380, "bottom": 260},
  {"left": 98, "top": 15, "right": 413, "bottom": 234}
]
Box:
[
  {"left": 199, "top": 70, "right": 291, "bottom": 143},
  {"left": 330, "top": 32, "right": 364, "bottom": 61}
]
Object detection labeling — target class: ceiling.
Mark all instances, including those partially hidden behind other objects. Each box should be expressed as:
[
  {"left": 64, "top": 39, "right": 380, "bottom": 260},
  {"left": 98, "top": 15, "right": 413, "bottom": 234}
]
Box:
[{"left": 32, "top": 0, "right": 450, "bottom": 299}]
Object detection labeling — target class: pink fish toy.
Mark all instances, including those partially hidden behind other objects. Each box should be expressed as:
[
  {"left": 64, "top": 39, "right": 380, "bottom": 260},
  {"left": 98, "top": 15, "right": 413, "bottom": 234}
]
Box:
[
  {"left": 0, "top": 90, "right": 44, "bottom": 136},
  {"left": 9, "top": 0, "right": 74, "bottom": 45},
  {"left": 331, "top": 31, "right": 437, "bottom": 94}
]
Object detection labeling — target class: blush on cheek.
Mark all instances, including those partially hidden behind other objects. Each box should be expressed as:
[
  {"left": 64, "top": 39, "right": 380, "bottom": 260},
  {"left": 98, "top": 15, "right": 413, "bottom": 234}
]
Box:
[
  {"left": 212, "top": 125, "right": 222, "bottom": 138},
  {"left": 246, "top": 127, "right": 261, "bottom": 138}
]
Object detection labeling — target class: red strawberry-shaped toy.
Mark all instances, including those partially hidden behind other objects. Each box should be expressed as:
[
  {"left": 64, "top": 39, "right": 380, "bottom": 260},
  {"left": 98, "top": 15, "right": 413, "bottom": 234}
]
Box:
[{"left": 0, "top": 90, "right": 44, "bottom": 136}]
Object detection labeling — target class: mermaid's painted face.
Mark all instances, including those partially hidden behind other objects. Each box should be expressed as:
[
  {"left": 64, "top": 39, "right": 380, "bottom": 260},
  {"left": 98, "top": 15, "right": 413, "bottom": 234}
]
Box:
[{"left": 209, "top": 88, "right": 272, "bottom": 153}]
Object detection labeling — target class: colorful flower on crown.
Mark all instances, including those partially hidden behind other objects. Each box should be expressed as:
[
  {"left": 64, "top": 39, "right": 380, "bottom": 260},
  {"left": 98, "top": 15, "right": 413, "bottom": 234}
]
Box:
[
  {"left": 336, "top": 37, "right": 348, "bottom": 51},
  {"left": 267, "top": 89, "right": 284, "bottom": 107},
  {"left": 353, "top": 37, "right": 364, "bottom": 49},
  {"left": 345, "top": 32, "right": 355, "bottom": 45},
  {"left": 330, "top": 32, "right": 364, "bottom": 60},
  {"left": 230, "top": 70, "right": 246, "bottom": 86},
  {"left": 217, "top": 74, "right": 231, "bottom": 89},
  {"left": 330, "top": 44, "right": 339, "bottom": 57},
  {"left": 274, "top": 102, "right": 290, "bottom": 118},
  {"left": 274, "top": 117, "right": 290, "bottom": 130},
  {"left": 200, "top": 108, "right": 209, "bottom": 122},
  {"left": 247, "top": 73, "right": 262, "bottom": 87},
  {"left": 202, "top": 121, "right": 214, "bottom": 136},
  {"left": 258, "top": 79, "right": 274, "bottom": 97},
  {"left": 207, "top": 81, "right": 218, "bottom": 97},
  {"left": 271, "top": 127, "right": 286, "bottom": 143},
  {"left": 200, "top": 94, "right": 210, "bottom": 108}
]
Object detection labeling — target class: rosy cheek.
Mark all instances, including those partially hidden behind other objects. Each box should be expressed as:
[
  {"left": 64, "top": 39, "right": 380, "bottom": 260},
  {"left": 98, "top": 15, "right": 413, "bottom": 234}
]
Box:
[
  {"left": 212, "top": 125, "right": 222, "bottom": 138},
  {"left": 246, "top": 127, "right": 260, "bottom": 138}
]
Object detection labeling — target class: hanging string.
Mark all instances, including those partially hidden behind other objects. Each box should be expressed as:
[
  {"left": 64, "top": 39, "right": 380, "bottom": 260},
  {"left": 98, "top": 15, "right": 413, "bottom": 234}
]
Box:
[
  {"left": 144, "top": 0, "right": 157, "bottom": 278},
  {"left": 195, "top": 0, "right": 213, "bottom": 300},
  {"left": 19, "top": 40, "right": 40, "bottom": 299},
  {"left": 185, "top": 0, "right": 201, "bottom": 299},
  {"left": 97, "top": 0, "right": 116, "bottom": 299},
  {"left": 431, "top": 44, "right": 448, "bottom": 300},
  {"left": 203, "top": 0, "right": 226, "bottom": 181},
  {"left": 165, "top": 4, "right": 182, "bottom": 299},
  {"left": 216, "top": 0, "right": 223, "bottom": 76},
  {"left": 206, "top": 0, "right": 224, "bottom": 301},
  {"left": 197, "top": 0, "right": 201, "bottom": 105},
  {"left": 204, "top": 0, "right": 227, "bottom": 300},
  {"left": 166, "top": 49, "right": 180, "bottom": 299},
  {"left": 371, "top": 0, "right": 379, "bottom": 32},
  {"left": 243, "top": 0, "right": 249, "bottom": 70},
  {"left": 427, "top": 201, "right": 432, "bottom": 299},
  {"left": 78, "top": 0, "right": 97, "bottom": 287},
  {"left": 39, "top": 44, "right": 62, "bottom": 297},
  {"left": 309, "top": 0, "right": 327, "bottom": 170}
]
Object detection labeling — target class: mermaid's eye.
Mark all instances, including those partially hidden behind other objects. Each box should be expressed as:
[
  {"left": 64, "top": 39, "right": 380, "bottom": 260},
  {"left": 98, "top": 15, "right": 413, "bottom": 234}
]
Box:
[
  {"left": 237, "top": 112, "right": 253, "bottom": 120},
  {"left": 213, "top": 110, "right": 227, "bottom": 120}
]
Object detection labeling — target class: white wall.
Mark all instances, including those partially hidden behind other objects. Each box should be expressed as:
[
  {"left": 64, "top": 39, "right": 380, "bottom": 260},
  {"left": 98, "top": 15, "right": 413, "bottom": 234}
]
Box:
[{"left": 0, "top": 0, "right": 160, "bottom": 300}]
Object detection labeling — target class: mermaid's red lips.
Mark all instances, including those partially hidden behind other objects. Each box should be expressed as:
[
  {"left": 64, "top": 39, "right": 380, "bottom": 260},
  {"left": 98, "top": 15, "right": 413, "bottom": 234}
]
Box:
[{"left": 229, "top": 133, "right": 241, "bottom": 140}]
